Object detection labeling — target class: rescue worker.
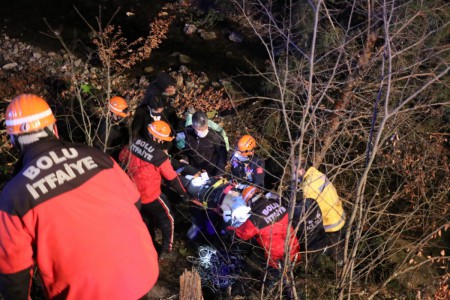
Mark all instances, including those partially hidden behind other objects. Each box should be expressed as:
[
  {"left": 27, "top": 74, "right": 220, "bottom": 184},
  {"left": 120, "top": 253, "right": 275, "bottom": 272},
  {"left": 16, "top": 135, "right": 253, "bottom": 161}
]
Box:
[
  {"left": 120, "top": 120, "right": 190, "bottom": 257},
  {"left": 226, "top": 186, "right": 300, "bottom": 277},
  {"left": 230, "top": 134, "right": 265, "bottom": 187},
  {"left": 293, "top": 157, "right": 346, "bottom": 264},
  {"left": 93, "top": 96, "right": 131, "bottom": 162},
  {"left": 175, "top": 111, "right": 227, "bottom": 177},
  {"left": 0, "top": 94, "right": 158, "bottom": 300},
  {"left": 292, "top": 196, "right": 328, "bottom": 253},
  {"left": 132, "top": 72, "right": 181, "bottom": 140}
]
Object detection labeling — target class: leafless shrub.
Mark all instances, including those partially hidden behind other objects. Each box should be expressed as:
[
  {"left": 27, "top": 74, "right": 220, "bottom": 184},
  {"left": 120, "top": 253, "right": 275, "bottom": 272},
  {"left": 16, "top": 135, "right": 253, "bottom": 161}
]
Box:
[{"left": 227, "top": 0, "right": 450, "bottom": 298}]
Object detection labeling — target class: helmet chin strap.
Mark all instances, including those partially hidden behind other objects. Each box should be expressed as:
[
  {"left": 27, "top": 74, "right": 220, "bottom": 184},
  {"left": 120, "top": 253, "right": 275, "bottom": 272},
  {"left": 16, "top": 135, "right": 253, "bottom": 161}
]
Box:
[
  {"left": 9, "top": 134, "right": 20, "bottom": 150},
  {"left": 11, "top": 124, "right": 59, "bottom": 151},
  {"left": 44, "top": 124, "right": 59, "bottom": 138}
]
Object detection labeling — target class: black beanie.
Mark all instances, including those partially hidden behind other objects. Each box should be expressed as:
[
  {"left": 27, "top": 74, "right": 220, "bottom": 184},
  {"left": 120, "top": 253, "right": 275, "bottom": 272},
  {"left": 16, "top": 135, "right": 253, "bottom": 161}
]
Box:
[{"left": 155, "top": 72, "right": 176, "bottom": 91}]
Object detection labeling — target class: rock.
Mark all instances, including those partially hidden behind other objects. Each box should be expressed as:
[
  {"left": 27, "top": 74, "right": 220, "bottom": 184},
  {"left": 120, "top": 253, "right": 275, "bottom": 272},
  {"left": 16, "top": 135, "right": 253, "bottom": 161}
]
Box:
[
  {"left": 48, "top": 52, "right": 57, "bottom": 57},
  {"left": 228, "top": 31, "right": 244, "bottom": 43},
  {"left": 139, "top": 76, "right": 148, "bottom": 86},
  {"left": 219, "top": 79, "right": 231, "bottom": 86},
  {"left": 74, "top": 59, "right": 83, "bottom": 67},
  {"left": 144, "top": 66, "right": 154, "bottom": 73},
  {"left": 211, "top": 81, "right": 221, "bottom": 89},
  {"left": 185, "top": 78, "right": 195, "bottom": 88},
  {"left": 197, "top": 72, "right": 209, "bottom": 85},
  {"left": 33, "top": 52, "right": 42, "bottom": 59},
  {"left": 183, "top": 24, "right": 197, "bottom": 35},
  {"left": 2, "top": 62, "right": 18, "bottom": 70},
  {"left": 178, "top": 54, "right": 191, "bottom": 64},
  {"left": 198, "top": 30, "right": 217, "bottom": 40},
  {"left": 179, "top": 65, "right": 189, "bottom": 74},
  {"left": 175, "top": 74, "right": 184, "bottom": 86}
]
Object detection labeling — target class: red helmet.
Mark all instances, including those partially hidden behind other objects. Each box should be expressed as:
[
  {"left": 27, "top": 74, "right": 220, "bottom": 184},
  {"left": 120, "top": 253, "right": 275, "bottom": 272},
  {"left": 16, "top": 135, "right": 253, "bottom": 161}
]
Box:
[
  {"left": 237, "top": 135, "right": 256, "bottom": 156},
  {"left": 148, "top": 120, "right": 174, "bottom": 141},
  {"left": 109, "top": 96, "right": 130, "bottom": 117},
  {"left": 242, "top": 186, "right": 260, "bottom": 204},
  {"left": 5, "top": 94, "right": 56, "bottom": 135}
]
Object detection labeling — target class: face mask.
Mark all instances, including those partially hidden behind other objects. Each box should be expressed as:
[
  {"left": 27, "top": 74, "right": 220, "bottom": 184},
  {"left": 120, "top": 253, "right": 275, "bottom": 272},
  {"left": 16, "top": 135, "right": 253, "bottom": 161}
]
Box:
[
  {"left": 195, "top": 129, "right": 208, "bottom": 138},
  {"left": 149, "top": 109, "right": 162, "bottom": 121},
  {"left": 234, "top": 152, "right": 249, "bottom": 162}
]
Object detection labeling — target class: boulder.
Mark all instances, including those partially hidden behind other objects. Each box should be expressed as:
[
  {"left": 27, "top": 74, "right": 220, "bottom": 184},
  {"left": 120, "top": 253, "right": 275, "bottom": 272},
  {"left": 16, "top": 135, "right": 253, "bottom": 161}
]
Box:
[
  {"left": 198, "top": 30, "right": 217, "bottom": 41},
  {"left": 2, "top": 62, "right": 18, "bottom": 70},
  {"left": 74, "top": 59, "right": 83, "bottom": 67},
  {"left": 178, "top": 54, "right": 192, "bottom": 64},
  {"left": 228, "top": 32, "right": 244, "bottom": 43},
  {"left": 144, "top": 66, "right": 154, "bottom": 73},
  {"left": 183, "top": 24, "right": 197, "bottom": 35}
]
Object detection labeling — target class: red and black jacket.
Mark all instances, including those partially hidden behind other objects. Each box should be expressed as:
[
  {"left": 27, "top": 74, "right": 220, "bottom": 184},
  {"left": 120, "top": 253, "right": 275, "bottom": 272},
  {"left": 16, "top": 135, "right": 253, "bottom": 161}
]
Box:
[
  {"left": 0, "top": 139, "right": 158, "bottom": 300},
  {"left": 229, "top": 196, "right": 300, "bottom": 268},
  {"left": 119, "top": 136, "right": 187, "bottom": 204}
]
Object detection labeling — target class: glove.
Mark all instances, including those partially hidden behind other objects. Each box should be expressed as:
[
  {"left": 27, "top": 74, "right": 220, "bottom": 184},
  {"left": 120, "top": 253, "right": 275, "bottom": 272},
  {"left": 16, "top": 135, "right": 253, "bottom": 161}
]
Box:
[
  {"left": 222, "top": 210, "right": 232, "bottom": 225},
  {"left": 176, "top": 132, "right": 186, "bottom": 142}
]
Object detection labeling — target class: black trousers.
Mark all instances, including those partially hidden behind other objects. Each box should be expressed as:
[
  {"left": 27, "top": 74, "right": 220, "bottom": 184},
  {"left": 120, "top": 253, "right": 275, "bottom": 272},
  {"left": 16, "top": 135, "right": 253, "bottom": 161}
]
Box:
[
  {"left": 326, "top": 227, "right": 346, "bottom": 263},
  {"left": 140, "top": 194, "right": 174, "bottom": 253}
]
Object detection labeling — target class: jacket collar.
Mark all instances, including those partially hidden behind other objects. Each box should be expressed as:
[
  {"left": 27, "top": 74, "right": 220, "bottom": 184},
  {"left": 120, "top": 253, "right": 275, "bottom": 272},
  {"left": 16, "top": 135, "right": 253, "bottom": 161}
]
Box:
[{"left": 22, "top": 138, "right": 63, "bottom": 165}]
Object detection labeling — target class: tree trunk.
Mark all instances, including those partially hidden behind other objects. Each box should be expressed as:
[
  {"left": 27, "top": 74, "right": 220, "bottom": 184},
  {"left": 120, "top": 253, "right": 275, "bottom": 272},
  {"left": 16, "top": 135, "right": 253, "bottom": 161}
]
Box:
[{"left": 179, "top": 268, "right": 203, "bottom": 300}]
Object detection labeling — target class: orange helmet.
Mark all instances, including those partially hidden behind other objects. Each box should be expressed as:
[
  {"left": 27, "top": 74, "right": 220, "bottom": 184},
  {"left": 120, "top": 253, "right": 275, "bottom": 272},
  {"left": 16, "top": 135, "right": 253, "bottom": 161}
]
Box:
[
  {"left": 242, "top": 186, "right": 260, "bottom": 204},
  {"left": 148, "top": 120, "right": 174, "bottom": 141},
  {"left": 5, "top": 94, "right": 56, "bottom": 135},
  {"left": 109, "top": 96, "right": 130, "bottom": 117},
  {"left": 237, "top": 135, "right": 256, "bottom": 156}
]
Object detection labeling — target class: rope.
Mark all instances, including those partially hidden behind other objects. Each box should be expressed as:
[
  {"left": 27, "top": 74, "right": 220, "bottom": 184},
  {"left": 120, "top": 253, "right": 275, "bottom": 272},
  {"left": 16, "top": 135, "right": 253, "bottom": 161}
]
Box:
[{"left": 187, "top": 245, "right": 243, "bottom": 290}]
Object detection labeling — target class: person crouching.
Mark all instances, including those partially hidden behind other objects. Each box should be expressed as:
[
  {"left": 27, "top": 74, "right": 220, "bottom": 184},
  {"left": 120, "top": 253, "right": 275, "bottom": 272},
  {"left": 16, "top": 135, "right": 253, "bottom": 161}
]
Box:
[{"left": 226, "top": 186, "right": 301, "bottom": 286}]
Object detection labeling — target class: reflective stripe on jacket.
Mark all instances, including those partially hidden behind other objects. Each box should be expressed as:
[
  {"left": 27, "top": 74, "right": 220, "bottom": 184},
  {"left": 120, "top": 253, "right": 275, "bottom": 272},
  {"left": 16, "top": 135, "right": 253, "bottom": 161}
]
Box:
[{"left": 301, "top": 167, "right": 345, "bottom": 232}]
